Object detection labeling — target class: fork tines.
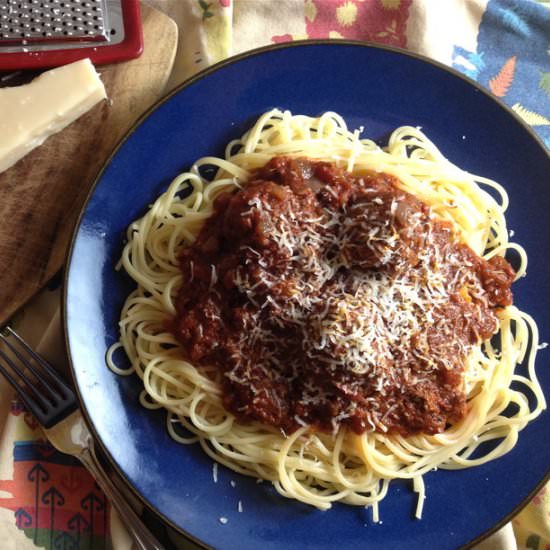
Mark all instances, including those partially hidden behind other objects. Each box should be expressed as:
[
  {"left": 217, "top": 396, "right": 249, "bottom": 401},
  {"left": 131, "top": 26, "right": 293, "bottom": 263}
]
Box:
[{"left": 0, "top": 327, "right": 77, "bottom": 428}]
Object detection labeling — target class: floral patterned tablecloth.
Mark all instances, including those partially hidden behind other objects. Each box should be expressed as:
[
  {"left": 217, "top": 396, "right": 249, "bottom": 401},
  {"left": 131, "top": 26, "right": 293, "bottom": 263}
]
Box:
[{"left": 1, "top": 1, "right": 549, "bottom": 548}]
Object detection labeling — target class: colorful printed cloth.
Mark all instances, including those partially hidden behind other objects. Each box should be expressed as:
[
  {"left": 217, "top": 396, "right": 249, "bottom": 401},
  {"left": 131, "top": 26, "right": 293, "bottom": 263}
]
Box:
[
  {"left": 1, "top": 1, "right": 549, "bottom": 549},
  {"left": 0, "top": 288, "right": 113, "bottom": 550}
]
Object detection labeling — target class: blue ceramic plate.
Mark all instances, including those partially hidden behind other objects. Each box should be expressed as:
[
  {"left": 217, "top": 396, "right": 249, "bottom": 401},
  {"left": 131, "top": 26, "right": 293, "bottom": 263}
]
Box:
[{"left": 65, "top": 42, "right": 550, "bottom": 550}]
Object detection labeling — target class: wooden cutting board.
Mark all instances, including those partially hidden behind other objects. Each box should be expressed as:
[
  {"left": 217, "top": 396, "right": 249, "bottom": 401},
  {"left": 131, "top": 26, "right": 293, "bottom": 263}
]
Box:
[{"left": 0, "top": 3, "right": 178, "bottom": 325}]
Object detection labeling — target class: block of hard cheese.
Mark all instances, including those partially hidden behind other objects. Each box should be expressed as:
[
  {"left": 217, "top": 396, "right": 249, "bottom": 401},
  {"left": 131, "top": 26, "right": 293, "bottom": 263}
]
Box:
[{"left": 0, "top": 58, "right": 107, "bottom": 174}]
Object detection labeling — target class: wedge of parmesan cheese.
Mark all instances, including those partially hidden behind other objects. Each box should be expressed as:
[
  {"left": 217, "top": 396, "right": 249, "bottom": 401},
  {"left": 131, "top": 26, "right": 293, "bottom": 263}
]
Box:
[{"left": 0, "top": 58, "right": 107, "bottom": 174}]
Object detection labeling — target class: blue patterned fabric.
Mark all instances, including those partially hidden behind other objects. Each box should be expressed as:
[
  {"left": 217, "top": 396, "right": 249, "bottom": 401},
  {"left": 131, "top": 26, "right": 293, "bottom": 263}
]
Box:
[{"left": 453, "top": 0, "right": 550, "bottom": 148}]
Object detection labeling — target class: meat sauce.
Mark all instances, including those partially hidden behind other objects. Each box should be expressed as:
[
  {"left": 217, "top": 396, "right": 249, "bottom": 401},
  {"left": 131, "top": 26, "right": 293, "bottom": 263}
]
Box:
[{"left": 173, "top": 157, "right": 514, "bottom": 436}]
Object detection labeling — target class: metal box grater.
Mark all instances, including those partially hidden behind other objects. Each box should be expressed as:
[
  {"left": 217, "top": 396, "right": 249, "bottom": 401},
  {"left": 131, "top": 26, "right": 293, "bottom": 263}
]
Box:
[{"left": 0, "top": 0, "right": 142, "bottom": 70}]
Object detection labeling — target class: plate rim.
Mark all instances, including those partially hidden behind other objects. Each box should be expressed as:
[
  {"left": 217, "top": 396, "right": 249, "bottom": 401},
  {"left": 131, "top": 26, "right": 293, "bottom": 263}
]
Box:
[{"left": 62, "top": 39, "right": 550, "bottom": 549}]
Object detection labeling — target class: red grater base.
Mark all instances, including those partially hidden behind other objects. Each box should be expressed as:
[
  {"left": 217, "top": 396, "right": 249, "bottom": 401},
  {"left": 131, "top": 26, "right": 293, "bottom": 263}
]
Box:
[{"left": 0, "top": 0, "right": 143, "bottom": 70}]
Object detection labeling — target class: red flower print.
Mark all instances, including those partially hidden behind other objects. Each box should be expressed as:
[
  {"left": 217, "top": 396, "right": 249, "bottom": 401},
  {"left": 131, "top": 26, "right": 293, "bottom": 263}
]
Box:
[
  {"left": 305, "top": 0, "right": 412, "bottom": 47},
  {"left": 272, "top": 34, "right": 294, "bottom": 44}
]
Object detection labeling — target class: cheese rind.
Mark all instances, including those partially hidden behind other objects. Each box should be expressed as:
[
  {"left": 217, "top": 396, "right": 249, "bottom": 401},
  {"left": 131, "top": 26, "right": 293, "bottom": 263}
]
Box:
[{"left": 0, "top": 58, "right": 107, "bottom": 174}]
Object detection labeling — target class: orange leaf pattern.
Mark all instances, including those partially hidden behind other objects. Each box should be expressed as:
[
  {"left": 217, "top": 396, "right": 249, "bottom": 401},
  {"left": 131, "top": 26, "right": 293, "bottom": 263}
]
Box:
[{"left": 488, "top": 56, "right": 517, "bottom": 97}]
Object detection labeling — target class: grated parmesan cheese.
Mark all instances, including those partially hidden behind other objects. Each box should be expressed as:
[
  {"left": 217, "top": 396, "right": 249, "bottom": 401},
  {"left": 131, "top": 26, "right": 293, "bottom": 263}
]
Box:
[{"left": 213, "top": 463, "right": 218, "bottom": 483}]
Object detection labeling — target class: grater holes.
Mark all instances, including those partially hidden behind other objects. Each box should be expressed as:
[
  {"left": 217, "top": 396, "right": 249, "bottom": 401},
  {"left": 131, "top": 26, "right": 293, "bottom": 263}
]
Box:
[{"left": 1, "top": 0, "right": 118, "bottom": 43}]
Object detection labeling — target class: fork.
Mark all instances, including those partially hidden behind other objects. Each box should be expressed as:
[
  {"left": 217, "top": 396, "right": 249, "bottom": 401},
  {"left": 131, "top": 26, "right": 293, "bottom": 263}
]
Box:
[{"left": 0, "top": 326, "right": 166, "bottom": 550}]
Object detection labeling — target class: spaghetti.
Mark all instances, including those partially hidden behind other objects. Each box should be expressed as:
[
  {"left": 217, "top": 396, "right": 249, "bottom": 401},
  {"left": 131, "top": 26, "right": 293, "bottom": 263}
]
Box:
[{"left": 107, "top": 110, "right": 545, "bottom": 517}]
